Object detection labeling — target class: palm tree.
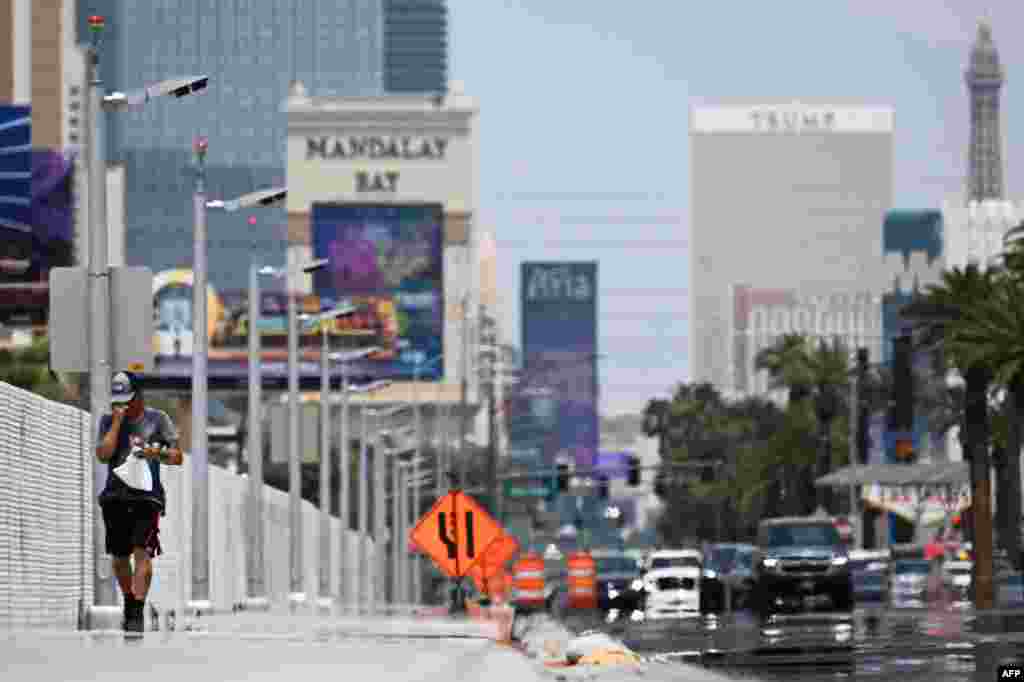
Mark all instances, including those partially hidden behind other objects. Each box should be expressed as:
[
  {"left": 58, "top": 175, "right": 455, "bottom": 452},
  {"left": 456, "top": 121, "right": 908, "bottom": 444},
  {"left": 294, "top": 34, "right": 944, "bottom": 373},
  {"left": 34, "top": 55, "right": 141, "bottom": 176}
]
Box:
[
  {"left": 902, "top": 264, "right": 1000, "bottom": 607},
  {"left": 807, "top": 337, "right": 852, "bottom": 512},
  {"left": 755, "top": 333, "right": 815, "bottom": 404},
  {"left": 755, "top": 334, "right": 852, "bottom": 513},
  {"left": 947, "top": 272, "right": 1024, "bottom": 569}
]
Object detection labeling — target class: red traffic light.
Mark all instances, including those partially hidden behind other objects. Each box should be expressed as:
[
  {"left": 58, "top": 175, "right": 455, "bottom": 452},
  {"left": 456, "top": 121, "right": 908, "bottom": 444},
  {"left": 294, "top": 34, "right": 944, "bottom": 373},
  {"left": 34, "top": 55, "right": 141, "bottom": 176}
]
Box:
[
  {"left": 88, "top": 15, "right": 105, "bottom": 30},
  {"left": 248, "top": 216, "right": 257, "bottom": 226}
]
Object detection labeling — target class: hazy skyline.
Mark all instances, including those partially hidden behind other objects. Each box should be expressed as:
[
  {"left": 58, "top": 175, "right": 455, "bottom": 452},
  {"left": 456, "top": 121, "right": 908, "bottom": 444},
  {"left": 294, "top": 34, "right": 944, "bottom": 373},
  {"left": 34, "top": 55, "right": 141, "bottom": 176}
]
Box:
[{"left": 449, "top": 1, "right": 1024, "bottom": 416}]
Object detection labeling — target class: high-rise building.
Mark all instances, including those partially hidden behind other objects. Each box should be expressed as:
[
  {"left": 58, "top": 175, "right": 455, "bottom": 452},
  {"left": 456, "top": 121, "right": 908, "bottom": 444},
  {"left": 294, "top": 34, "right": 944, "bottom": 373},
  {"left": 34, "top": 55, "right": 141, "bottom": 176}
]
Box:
[
  {"left": 690, "top": 103, "right": 893, "bottom": 393},
  {"left": 75, "top": 1, "right": 447, "bottom": 293},
  {"left": 966, "top": 21, "right": 1004, "bottom": 202},
  {"left": 384, "top": 0, "right": 447, "bottom": 94},
  {"left": 0, "top": 1, "right": 87, "bottom": 329}
]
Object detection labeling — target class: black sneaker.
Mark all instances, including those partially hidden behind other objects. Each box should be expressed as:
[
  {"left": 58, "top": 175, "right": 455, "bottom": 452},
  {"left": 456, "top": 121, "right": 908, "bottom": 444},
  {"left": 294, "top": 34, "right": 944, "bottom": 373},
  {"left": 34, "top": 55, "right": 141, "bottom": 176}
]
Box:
[
  {"left": 122, "top": 597, "right": 144, "bottom": 633},
  {"left": 124, "top": 615, "right": 144, "bottom": 634}
]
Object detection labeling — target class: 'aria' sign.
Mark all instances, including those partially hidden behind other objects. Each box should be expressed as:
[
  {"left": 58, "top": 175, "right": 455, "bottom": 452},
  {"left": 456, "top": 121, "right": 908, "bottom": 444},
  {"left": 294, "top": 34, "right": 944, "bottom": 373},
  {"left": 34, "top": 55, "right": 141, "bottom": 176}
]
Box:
[{"left": 524, "top": 264, "right": 595, "bottom": 303}]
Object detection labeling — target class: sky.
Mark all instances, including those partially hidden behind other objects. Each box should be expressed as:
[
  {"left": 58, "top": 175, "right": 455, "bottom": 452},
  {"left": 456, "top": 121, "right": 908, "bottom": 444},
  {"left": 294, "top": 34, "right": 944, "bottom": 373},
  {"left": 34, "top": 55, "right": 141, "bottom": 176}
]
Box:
[{"left": 447, "top": 0, "right": 1024, "bottom": 417}]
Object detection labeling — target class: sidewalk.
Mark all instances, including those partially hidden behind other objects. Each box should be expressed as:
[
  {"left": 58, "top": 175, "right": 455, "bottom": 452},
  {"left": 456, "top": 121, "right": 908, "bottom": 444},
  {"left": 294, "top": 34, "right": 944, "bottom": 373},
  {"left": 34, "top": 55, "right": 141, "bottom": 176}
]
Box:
[{"left": 2, "top": 607, "right": 538, "bottom": 682}]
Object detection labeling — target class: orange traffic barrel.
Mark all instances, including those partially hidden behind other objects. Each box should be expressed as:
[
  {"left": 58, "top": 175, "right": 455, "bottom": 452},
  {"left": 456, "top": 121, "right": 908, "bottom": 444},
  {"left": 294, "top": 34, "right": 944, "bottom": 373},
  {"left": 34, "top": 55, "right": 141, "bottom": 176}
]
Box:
[
  {"left": 566, "top": 551, "right": 597, "bottom": 609},
  {"left": 512, "top": 552, "right": 546, "bottom": 610}
]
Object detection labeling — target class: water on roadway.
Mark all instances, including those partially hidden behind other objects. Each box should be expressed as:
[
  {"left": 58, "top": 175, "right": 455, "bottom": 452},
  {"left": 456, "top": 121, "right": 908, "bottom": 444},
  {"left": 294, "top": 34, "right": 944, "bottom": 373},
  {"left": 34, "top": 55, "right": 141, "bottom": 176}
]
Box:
[{"left": 576, "top": 601, "right": 1024, "bottom": 681}]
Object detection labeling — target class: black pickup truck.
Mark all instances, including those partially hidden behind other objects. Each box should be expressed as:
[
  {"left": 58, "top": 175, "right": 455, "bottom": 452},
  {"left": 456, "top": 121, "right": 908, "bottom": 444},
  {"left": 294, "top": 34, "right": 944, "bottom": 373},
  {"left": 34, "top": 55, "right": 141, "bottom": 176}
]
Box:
[{"left": 752, "top": 516, "right": 853, "bottom": 617}]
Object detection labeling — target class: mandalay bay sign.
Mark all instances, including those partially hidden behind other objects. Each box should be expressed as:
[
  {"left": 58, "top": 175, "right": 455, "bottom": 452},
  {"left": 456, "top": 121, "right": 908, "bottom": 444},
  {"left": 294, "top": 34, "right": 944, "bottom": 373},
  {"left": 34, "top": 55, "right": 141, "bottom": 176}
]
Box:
[{"left": 306, "top": 135, "right": 450, "bottom": 161}]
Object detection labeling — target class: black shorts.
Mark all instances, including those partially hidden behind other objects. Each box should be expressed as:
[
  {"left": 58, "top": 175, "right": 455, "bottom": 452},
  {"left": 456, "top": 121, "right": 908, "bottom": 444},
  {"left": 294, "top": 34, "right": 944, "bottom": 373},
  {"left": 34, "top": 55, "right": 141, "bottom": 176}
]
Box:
[{"left": 101, "top": 500, "right": 162, "bottom": 558}]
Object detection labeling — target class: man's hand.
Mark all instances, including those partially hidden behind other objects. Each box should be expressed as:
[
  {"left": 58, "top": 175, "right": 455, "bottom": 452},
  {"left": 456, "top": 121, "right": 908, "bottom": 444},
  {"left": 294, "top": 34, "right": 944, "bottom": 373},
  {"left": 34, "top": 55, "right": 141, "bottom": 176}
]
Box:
[{"left": 141, "top": 445, "right": 164, "bottom": 460}]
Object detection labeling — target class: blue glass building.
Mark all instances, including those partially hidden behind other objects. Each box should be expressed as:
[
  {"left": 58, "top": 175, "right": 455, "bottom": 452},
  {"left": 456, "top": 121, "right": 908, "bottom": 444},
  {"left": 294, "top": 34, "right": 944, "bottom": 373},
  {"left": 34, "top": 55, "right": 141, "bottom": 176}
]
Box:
[
  {"left": 76, "top": 1, "right": 446, "bottom": 293},
  {"left": 384, "top": 0, "right": 448, "bottom": 94},
  {"left": 879, "top": 209, "right": 944, "bottom": 544}
]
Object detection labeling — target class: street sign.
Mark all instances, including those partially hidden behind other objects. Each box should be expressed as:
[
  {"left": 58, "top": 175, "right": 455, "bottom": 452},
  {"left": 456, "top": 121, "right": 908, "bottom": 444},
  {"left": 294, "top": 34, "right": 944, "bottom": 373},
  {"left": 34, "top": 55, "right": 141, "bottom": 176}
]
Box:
[
  {"left": 504, "top": 478, "right": 556, "bottom": 499},
  {"left": 409, "top": 490, "right": 505, "bottom": 578},
  {"left": 470, "top": 533, "right": 519, "bottom": 578},
  {"left": 49, "top": 266, "right": 154, "bottom": 372},
  {"left": 468, "top": 533, "right": 519, "bottom": 593}
]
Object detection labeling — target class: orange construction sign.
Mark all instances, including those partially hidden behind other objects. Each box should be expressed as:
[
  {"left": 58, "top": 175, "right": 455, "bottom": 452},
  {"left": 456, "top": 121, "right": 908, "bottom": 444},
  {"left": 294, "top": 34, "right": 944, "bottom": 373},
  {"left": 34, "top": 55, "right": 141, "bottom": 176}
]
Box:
[
  {"left": 468, "top": 533, "right": 519, "bottom": 594},
  {"left": 409, "top": 490, "right": 505, "bottom": 579}
]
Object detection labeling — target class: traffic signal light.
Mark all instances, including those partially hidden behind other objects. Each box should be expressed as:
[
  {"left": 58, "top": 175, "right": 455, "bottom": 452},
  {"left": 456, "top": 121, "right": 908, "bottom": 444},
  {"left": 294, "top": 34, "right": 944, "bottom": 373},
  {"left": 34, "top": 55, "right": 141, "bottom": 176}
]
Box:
[
  {"left": 557, "top": 463, "right": 570, "bottom": 492},
  {"left": 627, "top": 455, "right": 640, "bottom": 486},
  {"left": 653, "top": 471, "right": 666, "bottom": 497},
  {"left": 597, "top": 475, "right": 609, "bottom": 499},
  {"left": 891, "top": 334, "right": 914, "bottom": 432},
  {"left": 856, "top": 348, "right": 870, "bottom": 466}
]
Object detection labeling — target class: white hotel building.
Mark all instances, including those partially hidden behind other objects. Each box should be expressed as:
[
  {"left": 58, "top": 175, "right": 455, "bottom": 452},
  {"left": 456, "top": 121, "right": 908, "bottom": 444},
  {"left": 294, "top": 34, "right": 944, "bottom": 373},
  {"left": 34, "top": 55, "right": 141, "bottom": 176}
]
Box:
[{"left": 689, "top": 103, "right": 894, "bottom": 397}]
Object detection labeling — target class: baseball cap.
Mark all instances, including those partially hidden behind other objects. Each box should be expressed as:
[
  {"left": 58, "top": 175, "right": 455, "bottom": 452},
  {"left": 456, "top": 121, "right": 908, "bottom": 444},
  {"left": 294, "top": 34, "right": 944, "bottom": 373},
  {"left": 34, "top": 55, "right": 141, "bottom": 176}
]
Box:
[{"left": 111, "top": 370, "right": 140, "bottom": 405}]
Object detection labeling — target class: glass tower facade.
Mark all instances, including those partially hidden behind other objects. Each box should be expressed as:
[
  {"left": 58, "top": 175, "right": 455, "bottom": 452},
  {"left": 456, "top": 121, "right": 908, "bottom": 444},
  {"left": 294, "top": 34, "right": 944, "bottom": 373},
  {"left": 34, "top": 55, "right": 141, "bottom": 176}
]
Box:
[
  {"left": 384, "top": 0, "right": 447, "bottom": 94},
  {"left": 76, "top": 1, "right": 444, "bottom": 292}
]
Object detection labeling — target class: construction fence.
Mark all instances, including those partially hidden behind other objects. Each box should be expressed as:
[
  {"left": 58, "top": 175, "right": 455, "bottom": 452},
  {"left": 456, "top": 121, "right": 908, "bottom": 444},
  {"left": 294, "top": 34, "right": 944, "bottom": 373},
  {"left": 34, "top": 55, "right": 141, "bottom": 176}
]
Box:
[{"left": 0, "top": 381, "right": 375, "bottom": 629}]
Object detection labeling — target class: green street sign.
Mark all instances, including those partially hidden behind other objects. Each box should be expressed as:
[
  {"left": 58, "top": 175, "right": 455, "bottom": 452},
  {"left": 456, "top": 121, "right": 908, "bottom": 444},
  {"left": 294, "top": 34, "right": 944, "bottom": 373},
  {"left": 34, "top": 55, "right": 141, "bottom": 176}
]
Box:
[{"left": 504, "top": 478, "right": 556, "bottom": 499}]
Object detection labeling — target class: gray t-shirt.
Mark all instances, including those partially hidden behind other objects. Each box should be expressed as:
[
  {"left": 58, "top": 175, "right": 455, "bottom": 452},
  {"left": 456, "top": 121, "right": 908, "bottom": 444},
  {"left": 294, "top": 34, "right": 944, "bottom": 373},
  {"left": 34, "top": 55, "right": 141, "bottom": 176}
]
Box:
[{"left": 98, "top": 407, "right": 179, "bottom": 511}]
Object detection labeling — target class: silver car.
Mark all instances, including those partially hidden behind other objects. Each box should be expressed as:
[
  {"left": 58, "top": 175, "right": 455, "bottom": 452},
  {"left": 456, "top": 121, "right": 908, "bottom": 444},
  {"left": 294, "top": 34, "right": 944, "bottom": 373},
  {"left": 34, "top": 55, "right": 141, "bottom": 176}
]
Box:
[{"left": 889, "top": 559, "right": 930, "bottom": 605}]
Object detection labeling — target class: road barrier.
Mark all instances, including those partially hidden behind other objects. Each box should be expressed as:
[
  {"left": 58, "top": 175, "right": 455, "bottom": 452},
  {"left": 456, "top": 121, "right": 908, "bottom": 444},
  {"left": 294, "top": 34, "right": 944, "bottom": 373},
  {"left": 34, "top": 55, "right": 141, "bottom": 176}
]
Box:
[
  {"left": 512, "top": 552, "right": 546, "bottom": 610},
  {"left": 566, "top": 551, "right": 597, "bottom": 609}
]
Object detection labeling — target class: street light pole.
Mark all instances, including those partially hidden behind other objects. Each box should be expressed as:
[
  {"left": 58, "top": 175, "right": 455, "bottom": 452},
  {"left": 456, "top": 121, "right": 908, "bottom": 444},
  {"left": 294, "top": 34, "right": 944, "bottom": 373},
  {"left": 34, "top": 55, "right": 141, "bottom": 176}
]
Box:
[
  {"left": 412, "top": 358, "right": 422, "bottom": 604},
  {"left": 359, "top": 405, "right": 369, "bottom": 613},
  {"left": 319, "top": 325, "right": 331, "bottom": 606},
  {"left": 372, "top": 410, "right": 384, "bottom": 613},
  {"left": 190, "top": 136, "right": 211, "bottom": 612},
  {"left": 459, "top": 296, "right": 470, "bottom": 488},
  {"left": 287, "top": 274, "right": 302, "bottom": 606},
  {"left": 392, "top": 451, "right": 401, "bottom": 605},
  {"left": 245, "top": 263, "right": 267, "bottom": 608},
  {"left": 85, "top": 15, "right": 116, "bottom": 614},
  {"left": 850, "top": 361, "right": 861, "bottom": 549},
  {"left": 338, "top": 360, "right": 350, "bottom": 610}
]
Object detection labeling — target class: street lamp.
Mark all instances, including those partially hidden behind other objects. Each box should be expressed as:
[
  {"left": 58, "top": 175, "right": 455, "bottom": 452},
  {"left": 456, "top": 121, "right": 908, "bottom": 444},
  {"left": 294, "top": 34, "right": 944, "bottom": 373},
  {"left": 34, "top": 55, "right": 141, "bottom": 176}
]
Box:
[
  {"left": 198, "top": 189, "right": 288, "bottom": 613},
  {"left": 364, "top": 404, "right": 413, "bottom": 613},
  {"left": 248, "top": 257, "right": 327, "bottom": 609},
  {"left": 393, "top": 456, "right": 430, "bottom": 605},
  {"left": 411, "top": 352, "right": 442, "bottom": 604},
  {"left": 82, "top": 14, "right": 209, "bottom": 622},
  {"left": 330, "top": 349, "right": 381, "bottom": 611},
  {"left": 299, "top": 307, "right": 358, "bottom": 609}
]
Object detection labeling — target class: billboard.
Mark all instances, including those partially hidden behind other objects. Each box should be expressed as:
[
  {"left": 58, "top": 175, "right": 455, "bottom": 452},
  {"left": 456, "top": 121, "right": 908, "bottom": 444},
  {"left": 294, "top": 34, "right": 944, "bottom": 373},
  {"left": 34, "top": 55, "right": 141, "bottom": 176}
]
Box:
[
  {"left": 312, "top": 203, "right": 444, "bottom": 380},
  {"left": 147, "top": 204, "right": 444, "bottom": 385},
  {"left": 505, "top": 386, "right": 558, "bottom": 465},
  {"left": 0, "top": 105, "right": 76, "bottom": 326},
  {"left": 520, "top": 262, "right": 598, "bottom": 472}
]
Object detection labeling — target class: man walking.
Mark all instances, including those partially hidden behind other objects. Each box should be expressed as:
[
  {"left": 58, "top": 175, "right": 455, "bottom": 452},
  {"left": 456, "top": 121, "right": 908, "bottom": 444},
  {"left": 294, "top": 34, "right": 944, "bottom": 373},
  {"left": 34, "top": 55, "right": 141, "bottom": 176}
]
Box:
[{"left": 95, "top": 370, "right": 183, "bottom": 633}]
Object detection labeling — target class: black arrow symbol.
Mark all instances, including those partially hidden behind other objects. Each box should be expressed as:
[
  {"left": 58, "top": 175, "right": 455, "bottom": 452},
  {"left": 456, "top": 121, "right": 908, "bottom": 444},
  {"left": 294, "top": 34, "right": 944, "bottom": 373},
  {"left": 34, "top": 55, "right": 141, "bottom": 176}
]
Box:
[
  {"left": 438, "top": 512, "right": 457, "bottom": 559},
  {"left": 465, "top": 511, "right": 475, "bottom": 559}
]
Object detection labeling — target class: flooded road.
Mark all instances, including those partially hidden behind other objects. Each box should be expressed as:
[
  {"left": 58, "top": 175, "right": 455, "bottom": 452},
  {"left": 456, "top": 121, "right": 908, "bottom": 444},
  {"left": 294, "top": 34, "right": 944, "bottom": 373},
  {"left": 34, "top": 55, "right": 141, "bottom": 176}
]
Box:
[{"left": 572, "top": 604, "right": 1024, "bottom": 681}]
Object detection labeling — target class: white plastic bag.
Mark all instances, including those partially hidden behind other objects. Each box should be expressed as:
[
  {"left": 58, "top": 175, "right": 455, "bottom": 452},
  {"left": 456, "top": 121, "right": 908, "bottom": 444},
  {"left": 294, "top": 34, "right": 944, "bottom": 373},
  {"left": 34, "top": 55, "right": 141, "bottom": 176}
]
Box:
[{"left": 113, "top": 440, "right": 154, "bottom": 492}]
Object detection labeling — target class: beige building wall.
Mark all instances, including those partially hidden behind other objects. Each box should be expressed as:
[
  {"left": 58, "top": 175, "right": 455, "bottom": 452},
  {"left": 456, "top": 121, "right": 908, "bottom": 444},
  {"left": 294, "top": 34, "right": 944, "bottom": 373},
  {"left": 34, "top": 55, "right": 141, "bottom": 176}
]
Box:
[
  {"left": 30, "top": 0, "right": 63, "bottom": 149},
  {"left": 0, "top": 0, "right": 13, "bottom": 102}
]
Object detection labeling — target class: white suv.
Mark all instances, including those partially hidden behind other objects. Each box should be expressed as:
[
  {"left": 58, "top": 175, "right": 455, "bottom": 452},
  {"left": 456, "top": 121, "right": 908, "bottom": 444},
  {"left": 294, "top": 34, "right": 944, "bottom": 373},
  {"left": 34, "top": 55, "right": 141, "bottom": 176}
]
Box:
[{"left": 641, "top": 550, "right": 703, "bottom": 619}]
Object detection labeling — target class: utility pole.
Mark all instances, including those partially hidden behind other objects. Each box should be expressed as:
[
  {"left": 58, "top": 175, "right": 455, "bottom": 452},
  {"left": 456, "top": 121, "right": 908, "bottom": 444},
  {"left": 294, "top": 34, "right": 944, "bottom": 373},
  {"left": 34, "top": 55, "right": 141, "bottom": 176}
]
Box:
[
  {"left": 85, "top": 15, "right": 115, "bottom": 614},
  {"left": 459, "top": 294, "right": 470, "bottom": 487},
  {"left": 849, "top": 350, "right": 862, "bottom": 549},
  {"left": 190, "top": 136, "right": 211, "bottom": 612}
]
